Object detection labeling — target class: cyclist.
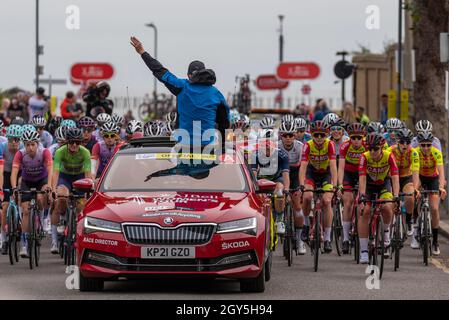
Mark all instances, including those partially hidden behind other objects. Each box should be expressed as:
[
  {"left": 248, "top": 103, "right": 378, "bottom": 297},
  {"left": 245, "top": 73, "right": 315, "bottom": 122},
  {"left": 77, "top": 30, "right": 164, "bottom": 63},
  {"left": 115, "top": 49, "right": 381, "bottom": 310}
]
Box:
[
  {"left": 78, "top": 116, "right": 97, "bottom": 153},
  {"left": 47, "top": 116, "right": 63, "bottom": 136},
  {"left": 31, "top": 115, "right": 53, "bottom": 148},
  {"left": 0, "top": 125, "right": 23, "bottom": 254},
  {"left": 91, "top": 122, "right": 121, "bottom": 179},
  {"left": 299, "top": 120, "right": 338, "bottom": 253},
  {"left": 337, "top": 123, "right": 367, "bottom": 254},
  {"left": 388, "top": 128, "right": 420, "bottom": 236},
  {"left": 367, "top": 122, "right": 389, "bottom": 150},
  {"left": 250, "top": 138, "right": 290, "bottom": 234},
  {"left": 412, "top": 131, "right": 447, "bottom": 255},
  {"left": 111, "top": 113, "right": 126, "bottom": 140},
  {"left": 411, "top": 120, "right": 442, "bottom": 151},
  {"left": 358, "top": 132, "right": 400, "bottom": 264},
  {"left": 294, "top": 117, "right": 311, "bottom": 143},
  {"left": 51, "top": 128, "right": 92, "bottom": 254},
  {"left": 125, "top": 120, "right": 144, "bottom": 141},
  {"left": 144, "top": 121, "right": 165, "bottom": 137},
  {"left": 48, "top": 127, "right": 66, "bottom": 157},
  {"left": 259, "top": 116, "right": 276, "bottom": 139},
  {"left": 384, "top": 118, "right": 404, "bottom": 146},
  {"left": 281, "top": 114, "right": 294, "bottom": 123},
  {"left": 94, "top": 113, "right": 112, "bottom": 141},
  {"left": 324, "top": 115, "right": 349, "bottom": 159},
  {"left": 0, "top": 121, "right": 6, "bottom": 144},
  {"left": 279, "top": 120, "right": 306, "bottom": 254},
  {"left": 11, "top": 130, "right": 53, "bottom": 257}
]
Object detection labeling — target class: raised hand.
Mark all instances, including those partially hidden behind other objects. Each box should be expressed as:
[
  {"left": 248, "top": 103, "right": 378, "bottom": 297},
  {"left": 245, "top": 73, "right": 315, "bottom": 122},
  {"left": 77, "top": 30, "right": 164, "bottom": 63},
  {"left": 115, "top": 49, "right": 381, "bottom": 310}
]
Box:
[{"left": 130, "top": 36, "right": 145, "bottom": 55}]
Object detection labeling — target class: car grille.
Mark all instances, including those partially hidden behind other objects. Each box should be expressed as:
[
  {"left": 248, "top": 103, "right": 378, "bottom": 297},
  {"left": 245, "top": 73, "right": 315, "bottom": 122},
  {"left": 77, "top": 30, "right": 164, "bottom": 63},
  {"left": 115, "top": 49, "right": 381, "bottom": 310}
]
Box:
[{"left": 123, "top": 224, "right": 216, "bottom": 245}]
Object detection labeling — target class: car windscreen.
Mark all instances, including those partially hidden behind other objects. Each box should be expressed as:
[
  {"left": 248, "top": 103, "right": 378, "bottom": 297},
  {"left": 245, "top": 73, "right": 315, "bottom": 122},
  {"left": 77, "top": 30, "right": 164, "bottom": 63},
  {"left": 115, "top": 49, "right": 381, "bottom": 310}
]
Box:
[{"left": 100, "top": 152, "right": 248, "bottom": 192}]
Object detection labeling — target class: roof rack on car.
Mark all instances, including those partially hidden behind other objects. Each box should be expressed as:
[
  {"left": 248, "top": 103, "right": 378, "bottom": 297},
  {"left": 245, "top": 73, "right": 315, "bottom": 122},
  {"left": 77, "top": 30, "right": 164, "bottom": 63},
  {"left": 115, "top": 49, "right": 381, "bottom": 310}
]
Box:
[{"left": 121, "top": 136, "right": 178, "bottom": 149}]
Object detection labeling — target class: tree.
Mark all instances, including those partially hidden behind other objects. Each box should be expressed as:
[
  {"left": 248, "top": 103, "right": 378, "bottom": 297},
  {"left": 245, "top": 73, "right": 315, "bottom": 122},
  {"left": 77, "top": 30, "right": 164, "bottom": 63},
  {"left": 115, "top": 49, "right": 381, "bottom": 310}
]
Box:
[{"left": 412, "top": 0, "right": 449, "bottom": 150}]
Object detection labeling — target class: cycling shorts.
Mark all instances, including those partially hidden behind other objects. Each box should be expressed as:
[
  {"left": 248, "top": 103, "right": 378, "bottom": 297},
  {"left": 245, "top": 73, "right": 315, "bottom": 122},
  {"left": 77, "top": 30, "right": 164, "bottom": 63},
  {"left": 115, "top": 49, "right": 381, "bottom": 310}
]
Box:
[{"left": 19, "top": 177, "right": 48, "bottom": 202}]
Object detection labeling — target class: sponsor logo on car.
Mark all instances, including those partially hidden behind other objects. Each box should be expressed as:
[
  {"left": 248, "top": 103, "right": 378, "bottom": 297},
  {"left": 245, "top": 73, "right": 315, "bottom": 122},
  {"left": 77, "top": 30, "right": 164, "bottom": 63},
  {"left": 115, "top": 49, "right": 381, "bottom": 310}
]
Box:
[
  {"left": 222, "top": 240, "right": 250, "bottom": 250},
  {"left": 83, "top": 237, "right": 118, "bottom": 246}
]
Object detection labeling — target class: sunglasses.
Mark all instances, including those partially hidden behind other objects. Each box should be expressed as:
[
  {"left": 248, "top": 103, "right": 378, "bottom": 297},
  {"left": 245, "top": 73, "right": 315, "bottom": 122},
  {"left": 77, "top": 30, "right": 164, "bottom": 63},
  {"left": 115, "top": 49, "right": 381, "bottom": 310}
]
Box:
[
  {"left": 103, "top": 133, "right": 117, "bottom": 139},
  {"left": 351, "top": 135, "right": 363, "bottom": 141},
  {"left": 398, "top": 140, "right": 411, "bottom": 145},
  {"left": 330, "top": 126, "right": 343, "bottom": 131},
  {"left": 297, "top": 129, "right": 306, "bottom": 133},
  {"left": 369, "top": 146, "right": 381, "bottom": 152},
  {"left": 282, "top": 133, "right": 295, "bottom": 138},
  {"left": 81, "top": 128, "right": 93, "bottom": 133},
  {"left": 313, "top": 133, "right": 326, "bottom": 138},
  {"left": 36, "top": 126, "right": 45, "bottom": 130},
  {"left": 68, "top": 140, "right": 81, "bottom": 145},
  {"left": 420, "top": 143, "right": 432, "bottom": 148},
  {"left": 8, "top": 138, "right": 20, "bottom": 143}
]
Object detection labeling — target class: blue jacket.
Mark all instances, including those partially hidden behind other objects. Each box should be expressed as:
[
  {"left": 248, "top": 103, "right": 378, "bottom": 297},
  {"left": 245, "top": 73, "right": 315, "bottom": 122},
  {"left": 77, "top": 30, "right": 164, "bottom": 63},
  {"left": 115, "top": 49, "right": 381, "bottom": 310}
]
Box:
[{"left": 140, "top": 52, "right": 230, "bottom": 145}]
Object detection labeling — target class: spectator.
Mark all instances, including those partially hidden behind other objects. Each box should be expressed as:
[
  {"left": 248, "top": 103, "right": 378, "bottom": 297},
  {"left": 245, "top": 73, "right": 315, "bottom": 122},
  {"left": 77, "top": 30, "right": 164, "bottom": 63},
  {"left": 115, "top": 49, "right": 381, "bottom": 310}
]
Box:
[
  {"left": 355, "top": 106, "right": 370, "bottom": 126},
  {"left": 28, "top": 87, "right": 48, "bottom": 119},
  {"left": 380, "top": 93, "right": 388, "bottom": 125},
  {"left": 7, "top": 97, "right": 26, "bottom": 121},
  {"left": 293, "top": 103, "right": 313, "bottom": 122},
  {"left": 60, "top": 91, "right": 83, "bottom": 120},
  {"left": 342, "top": 102, "right": 356, "bottom": 124},
  {"left": 313, "top": 99, "right": 330, "bottom": 121},
  {"left": 1, "top": 98, "right": 11, "bottom": 125}
]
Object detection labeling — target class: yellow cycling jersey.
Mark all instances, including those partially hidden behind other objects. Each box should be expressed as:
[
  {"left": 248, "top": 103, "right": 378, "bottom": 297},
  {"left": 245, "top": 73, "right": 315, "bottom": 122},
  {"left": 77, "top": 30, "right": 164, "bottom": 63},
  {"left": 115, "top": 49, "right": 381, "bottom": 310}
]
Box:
[
  {"left": 301, "top": 138, "right": 336, "bottom": 173},
  {"left": 359, "top": 149, "right": 399, "bottom": 185},
  {"left": 417, "top": 146, "right": 443, "bottom": 177},
  {"left": 387, "top": 145, "right": 419, "bottom": 177}
]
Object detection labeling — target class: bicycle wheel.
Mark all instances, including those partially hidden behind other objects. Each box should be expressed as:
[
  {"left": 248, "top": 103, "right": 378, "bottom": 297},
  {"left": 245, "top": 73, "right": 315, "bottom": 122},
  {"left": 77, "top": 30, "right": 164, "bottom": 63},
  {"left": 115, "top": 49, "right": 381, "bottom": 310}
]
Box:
[
  {"left": 393, "top": 214, "right": 402, "bottom": 271},
  {"left": 28, "top": 209, "right": 35, "bottom": 270},
  {"left": 7, "top": 205, "right": 15, "bottom": 265},
  {"left": 34, "top": 214, "right": 42, "bottom": 267},
  {"left": 313, "top": 210, "right": 320, "bottom": 272},
  {"left": 376, "top": 216, "right": 385, "bottom": 279},
  {"left": 351, "top": 205, "right": 360, "bottom": 264},
  {"left": 333, "top": 200, "right": 343, "bottom": 256},
  {"left": 422, "top": 207, "right": 430, "bottom": 266},
  {"left": 67, "top": 207, "right": 77, "bottom": 266},
  {"left": 285, "top": 203, "right": 293, "bottom": 267}
]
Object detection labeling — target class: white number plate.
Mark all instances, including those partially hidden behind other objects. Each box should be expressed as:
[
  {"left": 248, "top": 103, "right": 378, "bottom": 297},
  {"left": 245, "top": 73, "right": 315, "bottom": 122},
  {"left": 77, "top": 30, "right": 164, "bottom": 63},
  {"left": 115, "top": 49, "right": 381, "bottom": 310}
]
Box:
[{"left": 141, "top": 246, "right": 196, "bottom": 259}]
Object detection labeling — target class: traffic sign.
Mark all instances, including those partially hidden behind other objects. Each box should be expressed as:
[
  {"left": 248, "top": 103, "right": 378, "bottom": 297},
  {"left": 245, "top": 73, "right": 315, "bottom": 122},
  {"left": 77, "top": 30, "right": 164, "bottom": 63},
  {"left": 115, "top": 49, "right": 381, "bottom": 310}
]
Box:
[
  {"left": 256, "top": 75, "right": 289, "bottom": 90},
  {"left": 276, "top": 62, "right": 320, "bottom": 80},
  {"left": 334, "top": 60, "right": 354, "bottom": 79},
  {"left": 301, "top": 84, "right": 311, "bottom": 95},
  {"left": 71, "top": 63, "right": 114, "bottom": 82}
]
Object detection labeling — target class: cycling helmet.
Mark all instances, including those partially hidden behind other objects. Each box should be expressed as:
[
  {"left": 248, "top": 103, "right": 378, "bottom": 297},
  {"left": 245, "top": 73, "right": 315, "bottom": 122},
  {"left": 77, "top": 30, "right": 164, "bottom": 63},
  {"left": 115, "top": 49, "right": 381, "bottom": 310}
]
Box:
[
  {"left": 367, "top": 122, "right": 385, "bottom": 134},
  {"left": 6, "top": 125, "right": 23, "bottom": 138},
  {"left": 385, "top": 118, "right": 403, "bottom": 131},
  {"left": 31, "top": 115, "right": 46, "bottom": 127},
  {"left": 61, "top": 119, "right": 77, "bottom": 128},
  {"left": 48, "top": 116, "right": 63, "bottom": 133},
  {"left": 55, "top": 126, "right": 66, "bottom": 142},
  {"left": 294, "top": 117, "right": 307, "bottom": 131},
  {"left": 101, "top": 121, "right": 119, "bottom": 134},
  {"left": 230, "top": 109, "right": 240, "bottom": 125},
  {"left": 0, "top": 120, "right": 4, "bottom": 131},
  {"left": 281, "top": 114, "right": 295, "bottom": 123},
  {"left": 144, "top": 121, "right": 164, "bottom": 137},
  {"left": 416, "top": 131, "right": 434, "bottom": 143},
  {"left": 65, "top": 127, "right": 83, "bottom": 141},
  {"left": 279, "top": 121, "right": 296, "bottom": 134},
  {"left": 10, "top": 117, "right": 25, "bottom": 126},
  {"left": 21, "top": 124, "right": 37, "bottom": 133},
  {"left": 97, "top": 81, "right": 111, "bottom": 95},
  {"left": 365, "top": 132, "right": 386, "bottom": 147},
  {"left": 309, "top": 120, "right": 328, "bottom": 133},
  {"left": 258, "top": 128, "right": 275, "bottom": 139},
  {"left": 323, "top": 113, "right": 340, "bottom": 128},
  {"left": 165, "top": 111, "right": 178, "bottom": 123},
  {"left": 396, "top": 128, "right": 414, "bottom": 142},
  {"left": 78, "top": 116, "right": 96, "bottom": 129},
  {"left": 126, "top": 120, "right": 143, "bottom": 134},
  {"left": 96, "top": 113, "right": 111, "bottom": 125},
  {"left": 260, "top": 116, "right": 275, "bottom": 129},
  {"left": 111, "top": 114, "right": 125, "bottom": 127},
  {"left": 346, "top": 123, "right": 366, "bottom": 136},
  {"left": 22, "top": 130, "right": 40, "bottom": 142},
  {"left": 165, "top": 121, "right": 176, "bottom": 134},
  {"left": 415, "top": 120, "right": 433, "bottom": 133}
]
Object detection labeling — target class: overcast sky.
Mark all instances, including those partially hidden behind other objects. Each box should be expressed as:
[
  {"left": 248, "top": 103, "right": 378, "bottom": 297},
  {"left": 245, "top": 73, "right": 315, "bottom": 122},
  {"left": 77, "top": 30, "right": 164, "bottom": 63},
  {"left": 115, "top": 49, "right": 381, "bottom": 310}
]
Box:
[{"left": 1, "top": 0, "right": 398, "bottom": 106}]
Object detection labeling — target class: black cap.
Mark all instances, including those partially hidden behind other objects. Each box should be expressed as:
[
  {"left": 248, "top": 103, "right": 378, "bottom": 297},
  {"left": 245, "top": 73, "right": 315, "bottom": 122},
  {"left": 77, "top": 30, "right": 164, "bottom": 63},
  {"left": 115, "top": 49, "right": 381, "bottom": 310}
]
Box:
[
  {"left": 36, "top": 87, "right": 45, "bottom": 95},
  {"left": 188, "top": 60, "right": 205, "bottom": 76}
]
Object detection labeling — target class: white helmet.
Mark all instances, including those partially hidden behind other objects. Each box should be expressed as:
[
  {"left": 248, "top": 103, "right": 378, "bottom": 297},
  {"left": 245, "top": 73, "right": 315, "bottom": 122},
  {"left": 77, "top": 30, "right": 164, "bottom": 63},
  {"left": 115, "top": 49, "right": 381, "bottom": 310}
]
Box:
[
  {"left": 126, "top": 120, "right": 142, "bottom": 134},
  {"left": 385, "top": 118, "right": 404, "bottom": 131},
  {"left": 279, "top": 121, "right": 296, "bottom": 134},
  {"left": 281, "top": 114, "right": 294, "bottom": 123},
  {"left": 96, "top": 113, "right": 111, "bottom": 125},
  {"left": 260, "top": 116, "right": 275, "bottom": 129},
  {"left": 294, "top": 117, "right": 307, "bottom": 130},
  {"left": 323, "top": 113, "right": 340, "bottom": 128},
  {"left": 415, "top": 120, "right": 433, "bottom": 133}
]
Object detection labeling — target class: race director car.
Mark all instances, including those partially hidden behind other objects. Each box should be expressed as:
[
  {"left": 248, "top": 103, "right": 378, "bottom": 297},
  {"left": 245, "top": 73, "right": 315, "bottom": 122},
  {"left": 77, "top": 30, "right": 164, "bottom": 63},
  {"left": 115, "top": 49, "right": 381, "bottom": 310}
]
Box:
[{"left": 75, "top": 137, "right": 276, "bottom": 292}]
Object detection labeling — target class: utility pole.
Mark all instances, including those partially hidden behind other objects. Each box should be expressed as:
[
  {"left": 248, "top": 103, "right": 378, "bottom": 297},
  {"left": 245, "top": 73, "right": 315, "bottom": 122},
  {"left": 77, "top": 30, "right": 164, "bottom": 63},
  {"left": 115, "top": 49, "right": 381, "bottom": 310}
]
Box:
[
  {"left": 278, "top": 15, "right": 284, "bottom": 109},
  {"left": 397, "top": 0, "right": 403, "bottom": 119},
  {"left": 35, "top": 0, "right": 40, "bottom": 90}
]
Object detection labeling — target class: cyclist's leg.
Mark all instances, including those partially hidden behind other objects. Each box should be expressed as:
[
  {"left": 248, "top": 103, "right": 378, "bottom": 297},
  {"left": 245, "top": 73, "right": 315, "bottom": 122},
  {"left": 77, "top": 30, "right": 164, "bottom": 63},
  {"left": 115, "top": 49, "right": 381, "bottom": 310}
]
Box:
[
  {"left": 358, "top": 186, "right": 376, "bottom": 263},
  {"left": 322, "top": 175, "right": 334, "bottom": 246},
  {"left": 426, "top": 176, "right": 441, "bottom": 252},
  {"left": 1, "top": 171, "right": 12, "bottom": 250},
  {"left": 401, "top": 177, "right": 414, "bottom": 228},
  {"left": 342, "top": 171, "right": 357, "bottom": 243}
]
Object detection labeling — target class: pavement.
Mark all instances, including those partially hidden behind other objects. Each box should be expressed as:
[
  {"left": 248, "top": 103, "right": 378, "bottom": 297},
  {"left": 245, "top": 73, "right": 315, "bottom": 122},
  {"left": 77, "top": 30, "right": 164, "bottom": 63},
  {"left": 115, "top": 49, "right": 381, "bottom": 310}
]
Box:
[{"left": 1, "top": 234, "right": 449, "bottom": 300}]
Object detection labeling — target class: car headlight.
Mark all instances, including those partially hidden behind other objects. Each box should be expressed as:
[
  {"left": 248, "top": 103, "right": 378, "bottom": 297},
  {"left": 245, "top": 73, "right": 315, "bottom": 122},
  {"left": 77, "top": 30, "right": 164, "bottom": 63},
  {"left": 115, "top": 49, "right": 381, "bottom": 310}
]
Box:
[
  {"left": 217, "top": 217, "right": 257, "bottom": 235},
  {"left": 84, "top": 217, "right": 122, "bottom": 233}
]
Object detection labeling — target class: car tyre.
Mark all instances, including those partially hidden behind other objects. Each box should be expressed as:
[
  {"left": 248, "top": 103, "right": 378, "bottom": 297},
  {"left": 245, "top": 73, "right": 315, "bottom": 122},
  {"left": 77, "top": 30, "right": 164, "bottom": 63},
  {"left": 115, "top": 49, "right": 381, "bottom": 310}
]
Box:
[
  {"left": 264, "top": 252, "right": 272, "bottom": 282},
  {"left": 79, "top": 273, "right": 104, "bottom": 292},
  {"left": 240, "top": 265, "right": 265, "bottom": 293}
]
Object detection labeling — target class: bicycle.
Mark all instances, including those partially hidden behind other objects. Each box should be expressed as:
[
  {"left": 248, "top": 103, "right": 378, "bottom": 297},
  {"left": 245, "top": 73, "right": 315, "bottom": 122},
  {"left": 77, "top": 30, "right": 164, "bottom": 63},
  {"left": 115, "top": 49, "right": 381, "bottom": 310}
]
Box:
[
  {"left": 416, "top": 190, "right": 439, "bottom": 266},
  {"left": 18, "top": 189, "right": 49, "bottom": 270},
  {"left": 390, "top": 192, "right": 414, "bottom": 271},
  {"left": 302, "top": 188, "right": 336, "bottom": 272},
  {"left": 360, "top": 196, "right": 399, "bottom": 280},
  {"left": 331, "top": 193, "right": 343, "bottom": 256},
  {"left": 282, "top": 188, "right": 300, "bottom": 267},
  {"left": 345, "top": 187, "right": 360, "bottom": 263},
  {"left": 3, "top": 191, "right": 21, "bottom": 265}
]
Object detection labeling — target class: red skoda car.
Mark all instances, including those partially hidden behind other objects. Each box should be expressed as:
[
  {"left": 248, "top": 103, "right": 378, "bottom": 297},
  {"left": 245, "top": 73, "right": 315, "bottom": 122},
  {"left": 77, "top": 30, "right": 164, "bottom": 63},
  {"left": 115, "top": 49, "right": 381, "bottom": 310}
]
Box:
[{"left": 76, "top": 137, "right": 275, "bottom": 292}]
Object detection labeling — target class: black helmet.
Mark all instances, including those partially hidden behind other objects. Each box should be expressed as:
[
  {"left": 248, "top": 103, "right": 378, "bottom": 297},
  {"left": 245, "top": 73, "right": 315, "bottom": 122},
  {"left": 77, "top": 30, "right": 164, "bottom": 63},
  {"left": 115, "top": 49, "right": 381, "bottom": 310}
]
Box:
[
  {"left": 367, "top": 122, "right": 385, "bottom": 134},
  {"left": 65, "top": 127, "right": 83, "bottom": 141},
  {"left": 10, "top": 116, "right": 25, "bottom": 126},
  {"left": 396, "top": 128, "right": 414, "bottom": 142},
  {"left": 417, "top": 131, "right": 434, "bottom": 143},
  {"left": 346, "top": 123, "right": 366, "bottom": 136}
]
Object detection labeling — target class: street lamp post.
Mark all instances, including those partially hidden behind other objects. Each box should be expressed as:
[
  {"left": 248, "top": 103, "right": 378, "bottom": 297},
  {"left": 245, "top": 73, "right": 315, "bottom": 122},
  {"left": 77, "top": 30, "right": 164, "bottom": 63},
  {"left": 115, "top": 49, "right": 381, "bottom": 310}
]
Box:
[
  {"left": 278, "top": 15, "right": 284, "bottom": 109},
  {"left": 397, "top": 0, "right": 403, "bottom": 119},
  {"left": 145, "top": 22, "right": 158, "bottom": 117},
  {"left": 36, "top": 0, "right": 40, "bottom": 90}
]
